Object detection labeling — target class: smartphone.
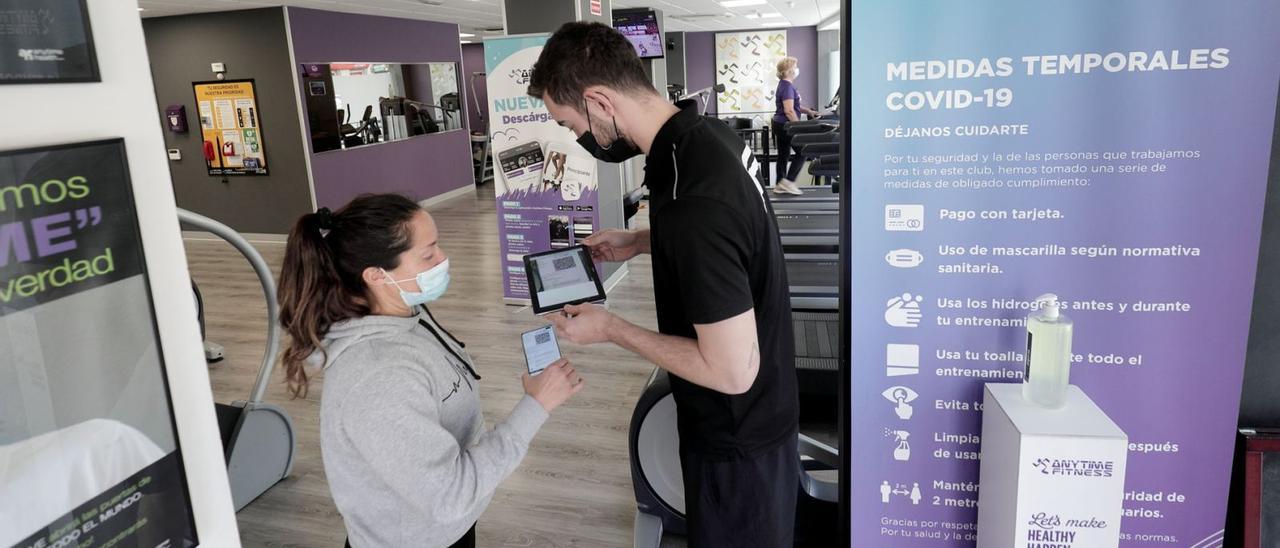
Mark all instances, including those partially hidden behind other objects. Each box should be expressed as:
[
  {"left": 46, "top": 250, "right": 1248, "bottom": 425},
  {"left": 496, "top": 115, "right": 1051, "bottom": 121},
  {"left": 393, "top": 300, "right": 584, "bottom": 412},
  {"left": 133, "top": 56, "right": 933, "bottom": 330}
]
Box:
[
  {"left": 548, "top": 215, "right": 571, "bottom": 249},
  {"left": 497, "top": 140, "right": 546, "bottom": 190},
  {"left": 521, "top": 325, "right": 562, "bottom": 375}
]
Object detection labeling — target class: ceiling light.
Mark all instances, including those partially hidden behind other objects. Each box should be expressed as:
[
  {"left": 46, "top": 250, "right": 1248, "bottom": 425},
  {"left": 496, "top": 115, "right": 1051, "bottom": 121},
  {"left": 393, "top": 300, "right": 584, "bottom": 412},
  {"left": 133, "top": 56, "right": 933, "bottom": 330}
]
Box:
[
  {"left": 719, "top": 0, "right": 767, "bottom": 7},
  {"left": 746, "top": 11, "right": 782, "bottom": 19},
  {"left": 460, "top": 40, "right": 473, "bottom": 44},
  {"left": 459, "top": 32, "right": 475, "bottom": 38},
  {"left": 137, "top": 7, "right": 145, "bottom": 11}
]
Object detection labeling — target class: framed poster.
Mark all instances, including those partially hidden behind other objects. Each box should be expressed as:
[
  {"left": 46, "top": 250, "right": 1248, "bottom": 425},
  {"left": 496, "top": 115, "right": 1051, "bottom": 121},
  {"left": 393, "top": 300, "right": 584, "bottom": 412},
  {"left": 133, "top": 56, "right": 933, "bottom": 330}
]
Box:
[
  {"left": 0, "top": 0, "right": 100, "bottom": 84},
  {"left": 192, "top": 79, "right": 269, "bottom": 176},
  {"left": 0, "top": 139, "right": 200, "bottom": 548},
  {"left": 714, "top": 30, "right": 787, "bottom": 115}
]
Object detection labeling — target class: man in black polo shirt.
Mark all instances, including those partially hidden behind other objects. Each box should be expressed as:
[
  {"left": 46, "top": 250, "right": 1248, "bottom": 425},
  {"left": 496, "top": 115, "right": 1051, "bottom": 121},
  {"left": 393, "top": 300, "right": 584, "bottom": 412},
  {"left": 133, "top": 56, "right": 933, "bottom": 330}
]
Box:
[{"left": 529, "top": 22, "right": 799, "bottom": 546}]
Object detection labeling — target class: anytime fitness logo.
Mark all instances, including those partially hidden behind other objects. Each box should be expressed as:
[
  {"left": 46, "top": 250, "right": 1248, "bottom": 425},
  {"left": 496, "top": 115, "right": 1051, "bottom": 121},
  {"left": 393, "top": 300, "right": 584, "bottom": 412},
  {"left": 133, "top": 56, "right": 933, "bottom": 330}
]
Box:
[
  {"left": 508, "top": 68, "right": 532, "bottom": 84},
  {"left": 17, "top": 48, "right": 64, "bottom": 62},
  {"left": 1032, "top": 457, "right": 1114, "bottom": 478}
]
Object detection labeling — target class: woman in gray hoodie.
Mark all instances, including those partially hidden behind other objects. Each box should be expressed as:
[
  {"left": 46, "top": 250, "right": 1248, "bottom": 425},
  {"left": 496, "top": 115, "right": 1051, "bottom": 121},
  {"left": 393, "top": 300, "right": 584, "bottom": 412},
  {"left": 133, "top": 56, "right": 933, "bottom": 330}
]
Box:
[{"left": 277, "top": 194, "right": 584, "bottom": 548}]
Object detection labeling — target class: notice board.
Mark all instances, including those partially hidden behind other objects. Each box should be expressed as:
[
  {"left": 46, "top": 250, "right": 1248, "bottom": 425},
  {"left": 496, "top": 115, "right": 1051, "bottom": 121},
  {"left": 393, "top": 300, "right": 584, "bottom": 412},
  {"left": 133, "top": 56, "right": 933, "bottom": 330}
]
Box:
[{"left": 192, "top": 79, "right": 268, "bottom": 176}]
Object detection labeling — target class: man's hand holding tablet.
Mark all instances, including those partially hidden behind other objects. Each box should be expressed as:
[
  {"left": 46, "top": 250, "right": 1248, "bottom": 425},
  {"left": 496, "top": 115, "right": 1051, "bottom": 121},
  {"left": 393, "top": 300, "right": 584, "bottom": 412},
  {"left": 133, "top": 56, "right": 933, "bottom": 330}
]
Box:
[
  {"left": 548, "top": 303, "right": 613, "bottom": 343},
  {"left": 581, "top": 229, "right": 649, "bottom": 263}
]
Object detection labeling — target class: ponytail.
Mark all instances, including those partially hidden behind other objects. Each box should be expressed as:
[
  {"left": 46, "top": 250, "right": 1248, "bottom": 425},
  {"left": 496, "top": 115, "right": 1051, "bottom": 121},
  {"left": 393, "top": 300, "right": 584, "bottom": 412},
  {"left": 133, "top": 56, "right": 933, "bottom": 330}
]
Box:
[{"left": 277, "top": 194, "right": 422, "bottom": 398}]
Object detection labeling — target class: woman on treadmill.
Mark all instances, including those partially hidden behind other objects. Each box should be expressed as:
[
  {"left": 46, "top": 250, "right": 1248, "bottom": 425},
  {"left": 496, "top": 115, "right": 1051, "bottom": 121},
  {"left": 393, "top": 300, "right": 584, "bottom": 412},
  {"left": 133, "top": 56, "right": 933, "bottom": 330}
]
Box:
[
  {"left": 772, "top": 56, "right": 821, "bottom": 195},
  {"left": 277, "top": 194, "right": 585, "bottom": 548}
]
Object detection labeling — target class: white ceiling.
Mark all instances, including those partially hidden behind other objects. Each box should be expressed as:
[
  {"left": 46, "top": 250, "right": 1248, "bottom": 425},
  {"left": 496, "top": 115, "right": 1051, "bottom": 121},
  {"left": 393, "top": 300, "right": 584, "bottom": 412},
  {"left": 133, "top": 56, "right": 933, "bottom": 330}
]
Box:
[{"left": 136, "top": 0, "right": 840, "bottom": 34}]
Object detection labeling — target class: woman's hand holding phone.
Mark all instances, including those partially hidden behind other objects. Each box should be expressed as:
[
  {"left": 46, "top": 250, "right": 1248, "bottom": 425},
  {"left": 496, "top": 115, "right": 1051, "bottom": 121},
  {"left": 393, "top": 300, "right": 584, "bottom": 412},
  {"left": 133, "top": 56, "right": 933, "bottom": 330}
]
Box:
[{"left": 523, "top": 359, "right": 585, "bottom": 412}]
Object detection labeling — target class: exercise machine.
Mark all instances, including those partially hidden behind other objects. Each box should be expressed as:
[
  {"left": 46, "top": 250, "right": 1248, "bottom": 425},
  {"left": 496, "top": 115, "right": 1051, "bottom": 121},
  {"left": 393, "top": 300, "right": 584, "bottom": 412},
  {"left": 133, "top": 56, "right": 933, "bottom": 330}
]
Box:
[
  {"left": 770, "top": 187, "right": 839, "bottom": 211},
  {"left": 678, "top": 84, "right": 726, "bottom": 116},
  {"left": 180, "top": 208, "right": 297, "bottom": 511},
  {"left": 629, "top": 368, "right": 840, "bottom": 547},
  {"left": 776, "top": 208, "right": 840, "bottom": 252}
]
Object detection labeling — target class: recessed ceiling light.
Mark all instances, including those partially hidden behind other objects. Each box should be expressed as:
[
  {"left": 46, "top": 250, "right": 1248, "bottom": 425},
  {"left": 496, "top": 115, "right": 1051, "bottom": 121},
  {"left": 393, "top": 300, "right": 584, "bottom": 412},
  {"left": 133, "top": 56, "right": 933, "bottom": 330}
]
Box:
[
  {"left": 720, "top": 0, "right": 767, "bottom": 7},
  {"left": 461, "top": 40, "right": 473, "bottom": 44},
  {"left": 459, "top": 32, "right": 475, "bottom": 37}
]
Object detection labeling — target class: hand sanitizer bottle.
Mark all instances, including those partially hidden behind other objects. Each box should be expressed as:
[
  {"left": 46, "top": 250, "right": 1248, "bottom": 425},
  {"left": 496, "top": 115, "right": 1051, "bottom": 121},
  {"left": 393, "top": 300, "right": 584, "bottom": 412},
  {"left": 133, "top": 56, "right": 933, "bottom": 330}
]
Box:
[{"left": 1023, "top": 293, "right": 1073, "bottom": 408}]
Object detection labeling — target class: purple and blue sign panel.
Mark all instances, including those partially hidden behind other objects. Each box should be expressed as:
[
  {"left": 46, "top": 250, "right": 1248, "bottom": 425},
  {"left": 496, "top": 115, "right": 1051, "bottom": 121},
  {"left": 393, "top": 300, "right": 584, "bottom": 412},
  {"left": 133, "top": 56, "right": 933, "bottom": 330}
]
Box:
[
  {"left": 485, "top": 35, "right": 603, "bottom": 301},
  {"left": 846, "top": 1, "right": 1280, "bottom": 546}
]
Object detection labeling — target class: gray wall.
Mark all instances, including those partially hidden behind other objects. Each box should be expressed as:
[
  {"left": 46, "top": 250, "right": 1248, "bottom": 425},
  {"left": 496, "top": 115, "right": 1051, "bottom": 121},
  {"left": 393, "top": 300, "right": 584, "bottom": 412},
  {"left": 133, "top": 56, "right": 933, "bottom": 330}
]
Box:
[
  {"left": 817, "top": 29, "right": 840, "bottom": 109},
  {"left": 504, "top": 0, "right": 611, "bottom": 34},
  {"left": 504, "top": 1, "right": 576, "bottom": 35},
  {"left": 461, "top": 43, "right": 487, "bottom": 133},
  {"left": 666, "top": 31, "right": 686, "bottom": 90},
  {"left": 1241, "top": 86, "right": 1280, "bottom": 428},
  {"left": 143, "top": 8, "right": 313, "bottom": 234},
  {"left": 578, "top": 0, "right": 611, "bottom": 25}
]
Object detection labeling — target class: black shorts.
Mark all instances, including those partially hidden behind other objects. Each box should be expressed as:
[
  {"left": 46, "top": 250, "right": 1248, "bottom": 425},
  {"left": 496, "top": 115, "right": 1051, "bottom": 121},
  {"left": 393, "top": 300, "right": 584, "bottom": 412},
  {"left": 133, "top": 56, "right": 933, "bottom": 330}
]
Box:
[
  {"left": 680, "top": 435, "right": 800, "bottom": 548},
  {"left": 345, "top": 523, "right": 474, "bottom": 548}
]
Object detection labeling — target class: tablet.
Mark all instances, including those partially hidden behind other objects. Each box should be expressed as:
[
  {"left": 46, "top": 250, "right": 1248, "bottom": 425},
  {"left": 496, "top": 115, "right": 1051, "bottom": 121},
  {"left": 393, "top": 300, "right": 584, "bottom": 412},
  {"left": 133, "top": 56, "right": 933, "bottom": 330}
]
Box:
[
  {"left": 521, "top": 325, "right": 561, "bottom": 375},
  {"left": 523, "top": 245, "right": 606, "bottom": 315}
]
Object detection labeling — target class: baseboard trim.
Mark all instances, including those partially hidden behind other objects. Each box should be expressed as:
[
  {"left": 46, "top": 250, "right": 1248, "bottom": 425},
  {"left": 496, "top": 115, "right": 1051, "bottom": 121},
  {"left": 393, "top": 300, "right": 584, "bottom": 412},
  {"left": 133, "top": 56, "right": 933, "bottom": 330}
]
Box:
[
  {"left": 603, "top": 263, "right": 629, "bottom": 294},
  {"left": 419, "top": 185, "right": 476, "bottom": 209}
]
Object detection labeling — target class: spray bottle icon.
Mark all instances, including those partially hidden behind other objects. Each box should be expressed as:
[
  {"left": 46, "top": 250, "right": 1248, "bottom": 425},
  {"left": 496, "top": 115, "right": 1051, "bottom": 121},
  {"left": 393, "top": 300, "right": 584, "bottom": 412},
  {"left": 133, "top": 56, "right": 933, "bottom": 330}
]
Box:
[{"left": 885, "top": 429, "right": 911, "bottom": 461}]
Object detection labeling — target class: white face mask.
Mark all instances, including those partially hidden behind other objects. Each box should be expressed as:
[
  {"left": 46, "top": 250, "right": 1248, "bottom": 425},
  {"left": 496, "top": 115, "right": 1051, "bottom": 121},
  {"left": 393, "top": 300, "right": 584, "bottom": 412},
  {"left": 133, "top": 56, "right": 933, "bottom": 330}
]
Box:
[
  {"left": 793, "top": 68, "right": 800, "bottom": 79},
  {"left": 381, "top": 258, "right": 450, "bottom": 307}
]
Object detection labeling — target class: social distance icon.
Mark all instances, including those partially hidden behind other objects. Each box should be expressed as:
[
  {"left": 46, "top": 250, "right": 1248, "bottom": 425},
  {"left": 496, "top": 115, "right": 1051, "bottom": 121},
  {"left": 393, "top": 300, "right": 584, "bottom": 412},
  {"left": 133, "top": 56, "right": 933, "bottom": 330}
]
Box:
[{"left": 885, "top": 249, "right": 924, "bottom": 268}]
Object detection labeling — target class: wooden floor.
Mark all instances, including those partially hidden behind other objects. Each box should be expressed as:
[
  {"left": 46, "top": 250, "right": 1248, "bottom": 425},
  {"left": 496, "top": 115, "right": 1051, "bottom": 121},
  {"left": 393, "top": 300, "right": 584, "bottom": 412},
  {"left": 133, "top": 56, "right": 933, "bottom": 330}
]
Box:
[{"left": 187, "top": 185, "right": 674, "bottom": 547}]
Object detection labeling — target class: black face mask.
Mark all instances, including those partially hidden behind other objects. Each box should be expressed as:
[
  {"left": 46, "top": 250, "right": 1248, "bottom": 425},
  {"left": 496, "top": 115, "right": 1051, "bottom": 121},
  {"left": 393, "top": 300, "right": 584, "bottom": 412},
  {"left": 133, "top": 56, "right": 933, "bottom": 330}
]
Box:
[{"left": 576, "top": 103, "right": 643, "bottom": 163}]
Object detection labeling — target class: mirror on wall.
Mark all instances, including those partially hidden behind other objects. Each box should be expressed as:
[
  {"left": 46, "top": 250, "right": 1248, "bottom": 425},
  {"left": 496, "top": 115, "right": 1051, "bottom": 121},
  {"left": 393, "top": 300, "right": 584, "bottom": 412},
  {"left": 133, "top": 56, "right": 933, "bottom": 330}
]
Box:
[{"left": 300, "top": 62, "right": 464, "bottom": 153}]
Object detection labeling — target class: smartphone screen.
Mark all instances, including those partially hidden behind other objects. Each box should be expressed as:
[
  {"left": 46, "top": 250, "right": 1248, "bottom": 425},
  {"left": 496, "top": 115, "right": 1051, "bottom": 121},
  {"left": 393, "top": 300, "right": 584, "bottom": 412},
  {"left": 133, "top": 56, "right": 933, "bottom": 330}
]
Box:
[{"left": 522, "top": 325, "right": 561, "bottom": 375}]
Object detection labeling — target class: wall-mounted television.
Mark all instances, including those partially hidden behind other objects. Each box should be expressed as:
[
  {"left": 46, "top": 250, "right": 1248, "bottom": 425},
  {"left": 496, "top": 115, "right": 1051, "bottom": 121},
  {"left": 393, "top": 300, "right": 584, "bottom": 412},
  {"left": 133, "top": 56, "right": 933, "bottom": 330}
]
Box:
[{"left": 613, "top": 10, "right": 664, "bottom": 59}]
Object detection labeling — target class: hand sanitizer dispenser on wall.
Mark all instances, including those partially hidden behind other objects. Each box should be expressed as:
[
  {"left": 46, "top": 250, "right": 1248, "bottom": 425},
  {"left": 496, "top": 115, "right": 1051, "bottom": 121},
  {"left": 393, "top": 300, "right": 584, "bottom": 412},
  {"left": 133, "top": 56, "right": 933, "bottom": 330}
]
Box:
[
  {"left": 1023, "top": 293, "right": 1073, "bottom": 408},
  {"left": 166, "top": 105, "right": 188, "bottom": 133}
]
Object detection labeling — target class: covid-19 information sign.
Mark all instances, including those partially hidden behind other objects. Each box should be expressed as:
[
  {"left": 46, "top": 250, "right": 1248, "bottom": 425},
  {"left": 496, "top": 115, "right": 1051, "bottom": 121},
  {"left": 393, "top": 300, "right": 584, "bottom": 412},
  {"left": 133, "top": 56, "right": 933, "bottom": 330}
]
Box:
[{"left": 845, "top": 2, "right": 1280, "bottom": 546}]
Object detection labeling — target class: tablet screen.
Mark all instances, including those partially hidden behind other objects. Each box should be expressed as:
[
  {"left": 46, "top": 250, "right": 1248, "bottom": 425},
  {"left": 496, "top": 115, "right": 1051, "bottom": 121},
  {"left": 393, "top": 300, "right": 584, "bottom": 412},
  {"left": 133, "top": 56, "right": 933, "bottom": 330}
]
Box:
[{"left": 524, "top": 246, "right": 605, "bottom": 314}]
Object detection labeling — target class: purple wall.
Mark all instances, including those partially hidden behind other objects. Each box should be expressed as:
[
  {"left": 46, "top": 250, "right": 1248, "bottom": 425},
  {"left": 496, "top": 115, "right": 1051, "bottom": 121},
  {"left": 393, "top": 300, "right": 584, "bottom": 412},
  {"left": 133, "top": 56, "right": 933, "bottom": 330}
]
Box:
[
  {"left": 684, "top": 31, "right": 715, "bottom": 112},
  {"left": 288, "top": 7, "right": 473, "bottom": 208},
  {"left": 684, "top": 26, "right": 818, "bottom": 117},
  {"left": 461, "top": 43, "right": 487, "bottom": 133}
]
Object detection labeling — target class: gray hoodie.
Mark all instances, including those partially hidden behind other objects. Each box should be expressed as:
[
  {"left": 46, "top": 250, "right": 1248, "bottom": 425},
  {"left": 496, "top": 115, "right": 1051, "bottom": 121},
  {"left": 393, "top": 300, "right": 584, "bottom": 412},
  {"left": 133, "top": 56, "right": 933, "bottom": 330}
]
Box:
[{"left": 316, "top": 308, "right": 548, "bottom": 547}]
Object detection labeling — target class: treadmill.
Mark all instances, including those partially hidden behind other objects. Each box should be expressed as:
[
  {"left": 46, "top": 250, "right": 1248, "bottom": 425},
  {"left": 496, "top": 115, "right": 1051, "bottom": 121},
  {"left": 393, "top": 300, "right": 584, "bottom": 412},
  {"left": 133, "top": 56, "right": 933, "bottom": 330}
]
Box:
[
  {"left": 776, "top": 208, "right": 839, "bottom": 252},
  {"left": 768, "top": 187, "right": 839, "bottom": 210}
]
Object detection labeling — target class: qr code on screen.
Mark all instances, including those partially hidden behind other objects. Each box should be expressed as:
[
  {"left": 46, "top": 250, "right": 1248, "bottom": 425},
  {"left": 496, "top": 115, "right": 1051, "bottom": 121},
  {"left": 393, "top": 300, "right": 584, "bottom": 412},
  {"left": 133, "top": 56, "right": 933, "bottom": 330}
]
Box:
[
  {"left": 553, "top": 256, "right": 575, "bottom": 271},
  {"left": 535, "top": 332, "right": 551, "bottom": 344}
]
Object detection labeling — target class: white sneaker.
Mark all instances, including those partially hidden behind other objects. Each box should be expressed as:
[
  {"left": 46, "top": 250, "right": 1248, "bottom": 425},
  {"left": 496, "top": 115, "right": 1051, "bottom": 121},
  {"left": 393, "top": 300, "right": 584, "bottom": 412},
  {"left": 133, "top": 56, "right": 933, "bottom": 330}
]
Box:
[{"left": 774, "top": 180, "right": 803, "bottom": 195}]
